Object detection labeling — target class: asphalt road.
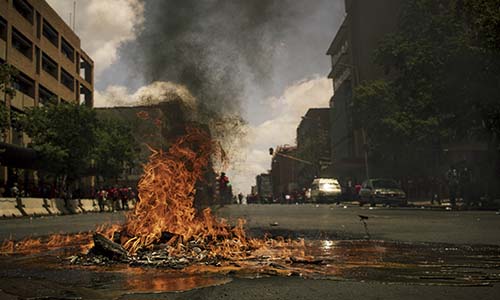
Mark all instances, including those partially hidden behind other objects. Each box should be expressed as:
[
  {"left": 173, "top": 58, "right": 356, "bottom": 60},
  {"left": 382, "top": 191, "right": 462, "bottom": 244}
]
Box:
[
  {"left": 217, "top": 204, "right": 500, "bottom": 245},
  {"left": 1, "top": 204, "right": 500, "bottom": 300}
]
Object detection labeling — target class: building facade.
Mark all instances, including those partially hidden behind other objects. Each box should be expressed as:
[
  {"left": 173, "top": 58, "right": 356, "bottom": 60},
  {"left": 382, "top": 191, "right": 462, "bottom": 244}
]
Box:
[
  {"left": 327, "top": 0, "right": 401, "bottom": 182},
  {"left": 0, "top": 0, "right": 94, "bottom": 191},
  {"left": 255, "top": 173, "right": 272, "bottom": 203},
  {"left": 270, "top": 145, "right": 299, "bottom": 201},
  {"left": 296, "top": 108, "right": 331, "bottom": 187}
]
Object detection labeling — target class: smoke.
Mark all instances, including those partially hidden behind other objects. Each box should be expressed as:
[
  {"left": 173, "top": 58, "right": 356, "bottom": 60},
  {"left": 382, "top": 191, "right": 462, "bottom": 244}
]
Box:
[
  {"left": 51, "top": 0, "right": 343, "bottom": 193},
  {"left": 116, "top": 0, "right": 343, "bottom": 193},
  {"left": 123, "top": 0, "right": 340, "bottom": 122}
]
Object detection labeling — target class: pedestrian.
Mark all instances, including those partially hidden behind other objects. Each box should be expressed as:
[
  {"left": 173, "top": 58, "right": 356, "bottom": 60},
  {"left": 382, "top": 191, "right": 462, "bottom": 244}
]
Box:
[
  {"left": 354, "top": 182, "right": 362, "bottom": 201},
  {"left": 97, "top": 188, "right": 106, "bottom": 212},
  {"left": 218, "top": 172, "right": 230, "bottom": 205},
  {"left": 120, "top": 187, "right": 129, "bottom": 210},
  {"left": 446, "top": 167, "right": 459, "bottom": 208},
  {"left": 10, "top": 183, "right": 20, "bottom": 200},
  {"left": 460, "top": 167, "right": 473, "bottom": 207},
  {"left": 108, "top": 187, "right": 119, "bottom": 211},
  {"left": 237, "top": 192, "right": 244, "bottom": 205}
]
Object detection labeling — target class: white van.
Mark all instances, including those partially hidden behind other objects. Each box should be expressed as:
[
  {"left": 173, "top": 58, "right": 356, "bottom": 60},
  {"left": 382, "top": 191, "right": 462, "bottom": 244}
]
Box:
[{"left": 310, "top": 178, "right": 342, "bottom": 203}]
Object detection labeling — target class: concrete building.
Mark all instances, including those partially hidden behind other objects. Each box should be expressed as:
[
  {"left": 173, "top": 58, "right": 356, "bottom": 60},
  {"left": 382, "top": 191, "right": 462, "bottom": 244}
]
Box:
[
  {"left": 296, "top": 108, "right": 331, "bottom": 187},
  {"left": 0, "top": 0, "right": 93, "bottom": 191},
  {"left": 255, "top": 173, "right": 272, "bottom": 203},
  {"left": 270, "top": 145, "right": 299, "bottom": 202},
  {"left": 326, "top": 0, "right": 400, "bottom": 181}
]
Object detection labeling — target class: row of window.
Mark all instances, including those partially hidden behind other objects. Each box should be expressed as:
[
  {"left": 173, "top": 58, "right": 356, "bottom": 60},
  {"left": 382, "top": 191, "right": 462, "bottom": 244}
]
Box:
[
  {"left": 1, "top": 21, "right": 89, "bottom": 91},
  {"left": 1, "top": 1, "right": 92, "bottom": 84},
  {"left": 9, "top": 0, "right": 75, "bottom": 62},
  {"left": 12, "top": 68, "right": 92, "bottom": 106}
]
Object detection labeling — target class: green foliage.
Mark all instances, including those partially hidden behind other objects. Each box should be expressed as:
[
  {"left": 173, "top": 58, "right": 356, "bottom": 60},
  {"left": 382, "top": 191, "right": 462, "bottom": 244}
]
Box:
[
  {"left": 19, "top": 102, "right": 139, "bottom": 184},
  {"left": 0, "top": 64, "right": 18, "bottom": 135},
  {"left": 0, "top": 64, "right": 17, "bottom": 97},
  {"left": 93, "top": 118, "right": 138, "bottom": 181},
  {"left": 20, "top": 102, "right": 97, "bottom": 182},
  {"left": 352, "top": 0, "right": 500, "bottom": 175}
]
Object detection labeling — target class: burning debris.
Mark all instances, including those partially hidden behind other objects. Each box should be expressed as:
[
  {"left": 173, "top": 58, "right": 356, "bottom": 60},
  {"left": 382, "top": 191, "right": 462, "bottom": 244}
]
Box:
[
  {"left": 72, "top": 126, "right": 269, "bottom": 267},
  {"left": 0, "top": 126, "right": 307, "bottom": 273}
]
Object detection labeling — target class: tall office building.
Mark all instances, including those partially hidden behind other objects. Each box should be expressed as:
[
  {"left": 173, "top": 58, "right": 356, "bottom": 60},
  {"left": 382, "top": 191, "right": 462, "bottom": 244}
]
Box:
[{"left": 0, "top": 0, "right": 93, "bottom": 189}]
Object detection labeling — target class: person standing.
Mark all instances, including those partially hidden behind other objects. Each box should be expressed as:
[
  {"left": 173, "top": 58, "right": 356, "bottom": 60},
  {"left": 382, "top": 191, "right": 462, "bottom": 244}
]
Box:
[
  {"left": 218, "top": 172, "right": 230, "bottom": 205},
  {"left": 10, "top": 183, "right": 20, "bottom": 200},
  {"left": 447, "top": 167, "right": 459, "bottom": 208},
  {"left": 460, "top": 167, "right": 473, "bottom": 207}
]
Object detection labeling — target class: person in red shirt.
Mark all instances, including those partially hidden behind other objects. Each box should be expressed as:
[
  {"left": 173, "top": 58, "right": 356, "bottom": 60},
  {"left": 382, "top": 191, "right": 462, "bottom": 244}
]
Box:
[{"left": 219, "top": 172, "right": 230, "bottom": 205}]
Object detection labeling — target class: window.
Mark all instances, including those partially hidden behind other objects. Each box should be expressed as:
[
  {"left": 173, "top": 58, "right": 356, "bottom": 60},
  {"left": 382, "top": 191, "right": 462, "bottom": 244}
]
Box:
[
  {"left": 38, "top": 84, "right": 56, "bottom": 106},
  {"left": 12, "top": 27, "right": 33, "bottom": 60},
  {"left": 36, "top": 12, "right": 41, "bottom": 39},
  {"left": 42, "top": 52, "right": 58, "bottom": 79},
  {"left": 13, "top": 71, "right": 35, "bottom": 98},
  {"left": 42, "top": 20, "right": 58, "bottom": 47},
  {"left": 0, "top": 17, "right": 7, "bottom": 41},
  {"left": 80, "top": 83, "right": 92, "bottom": 107},
  {"left": 60, "top": 68, "right": 74, "bottom": 91},
  {"left": 13, "top": 0, "right": 34, "bottom": 24},
  {"left": 80, "top": 57, "right": 92, "bottom": 84},
  {"left": 61, "top": 37, "right": 74, "bottom": 62}
]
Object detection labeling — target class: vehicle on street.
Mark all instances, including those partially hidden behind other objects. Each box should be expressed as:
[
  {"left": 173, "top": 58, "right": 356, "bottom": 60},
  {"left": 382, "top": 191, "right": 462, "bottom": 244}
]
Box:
[
  {"left": 310, "top": 178, "right": 342, "bottom": 203},
  {"left": 359, "top": 178, "right": 407, "bottom": 207}
]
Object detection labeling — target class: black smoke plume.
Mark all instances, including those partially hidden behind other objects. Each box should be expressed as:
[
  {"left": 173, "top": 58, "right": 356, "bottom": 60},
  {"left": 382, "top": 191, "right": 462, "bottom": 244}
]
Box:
[{"left": 124, "top": 0, "right": 341, "bottom": 121}]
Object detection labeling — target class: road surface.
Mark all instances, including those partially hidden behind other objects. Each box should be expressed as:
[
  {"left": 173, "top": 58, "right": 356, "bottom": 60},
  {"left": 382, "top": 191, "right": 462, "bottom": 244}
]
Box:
[{"left": 0, "top": 204, "right": 499, "bottom": 300}]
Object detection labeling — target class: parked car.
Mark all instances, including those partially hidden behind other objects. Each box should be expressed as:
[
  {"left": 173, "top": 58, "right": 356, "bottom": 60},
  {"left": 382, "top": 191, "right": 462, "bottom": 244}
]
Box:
[
  {"left": 359, "top": 178, "right": 407, "bottom": 207},
  {"left": 310, "top": 178, "right": 342, "bottom": 203}
]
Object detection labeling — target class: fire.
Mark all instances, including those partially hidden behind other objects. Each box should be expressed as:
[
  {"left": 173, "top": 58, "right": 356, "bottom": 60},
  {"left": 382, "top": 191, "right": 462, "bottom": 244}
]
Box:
[
  {"left": 1, "top": 233, "right": 92, "bottom": 255},
  {"left": 100, "top": 126, "right": 258, "bottom": 258},
  {"left": 1, "top": 126, "right": 303, "bottom": 264}
]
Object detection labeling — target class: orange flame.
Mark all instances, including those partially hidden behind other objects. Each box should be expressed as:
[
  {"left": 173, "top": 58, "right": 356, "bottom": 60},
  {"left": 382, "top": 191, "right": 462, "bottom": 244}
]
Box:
[
  {"left": 1, "top": 126, "right": 303, "bottom": 262},
  {"left": 117, "top": 126, "right": 254, "bottom": 257}
]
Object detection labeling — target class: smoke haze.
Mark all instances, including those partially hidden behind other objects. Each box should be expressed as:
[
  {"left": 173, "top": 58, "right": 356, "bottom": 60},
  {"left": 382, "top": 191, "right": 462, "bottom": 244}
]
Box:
[
  {"left": 122, "top": 0, "right": 343, "bottom": 122},
  {"left": 48, "top": 0, "right": 345, "bottom": 193}
]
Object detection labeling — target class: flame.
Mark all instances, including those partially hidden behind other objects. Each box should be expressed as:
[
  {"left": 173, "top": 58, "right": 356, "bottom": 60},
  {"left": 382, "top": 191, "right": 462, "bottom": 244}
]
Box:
[
  {"left": 1, "top": 233, "right": 92, "bottom": 255},
  {"left": 1, "top": 126, "right": 303, "bottom": 263},
  {"left": 117, "top": 126, "right": 256, "bottom": 257}
]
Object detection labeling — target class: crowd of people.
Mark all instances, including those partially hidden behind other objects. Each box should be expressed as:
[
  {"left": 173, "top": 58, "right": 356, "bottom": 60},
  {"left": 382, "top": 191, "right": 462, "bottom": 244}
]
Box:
[{"left": 95, "top": 186, "right": 137, "bottom": 212}]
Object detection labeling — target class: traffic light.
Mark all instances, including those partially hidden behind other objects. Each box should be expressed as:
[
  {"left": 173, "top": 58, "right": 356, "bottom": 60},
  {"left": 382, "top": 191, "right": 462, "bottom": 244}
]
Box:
[{"left": 269, "top": 147, "right": 274, "bottom": 156}]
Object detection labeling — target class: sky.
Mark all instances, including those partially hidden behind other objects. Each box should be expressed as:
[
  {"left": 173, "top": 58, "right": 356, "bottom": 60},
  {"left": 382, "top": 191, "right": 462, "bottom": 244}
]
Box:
[{"left": 47, "top": 0, "right": 345, "bottom": 194}]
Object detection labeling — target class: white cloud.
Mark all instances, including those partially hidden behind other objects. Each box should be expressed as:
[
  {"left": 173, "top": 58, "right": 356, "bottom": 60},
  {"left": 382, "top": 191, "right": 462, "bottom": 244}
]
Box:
[
  {"left": 94, "top": 81, "right": 196, "bottom": 109},
  {"left": 46, "top": 0, "right": 144, "bottom": 76},
  {"left": 227, "top": 76, "right": 332, "bottom": 194}
]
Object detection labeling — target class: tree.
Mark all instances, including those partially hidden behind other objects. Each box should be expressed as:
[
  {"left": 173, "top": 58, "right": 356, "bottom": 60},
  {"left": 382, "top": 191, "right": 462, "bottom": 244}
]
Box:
[
  {"left": 0, "top": 64, "right": 18, "bottom": 137},
  {"left": 20, "top": 102, "right": 97, "bottom": 187},
  {"left": 352, "top": 0, "right": 500, "bottom": 177},
  {"left": 93, "top": 118, "right": 138, "bottom": 184}
]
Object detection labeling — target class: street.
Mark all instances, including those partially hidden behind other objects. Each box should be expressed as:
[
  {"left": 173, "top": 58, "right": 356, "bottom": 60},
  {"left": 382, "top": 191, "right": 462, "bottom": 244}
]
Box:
[{"left": 1, "top": 204, "right": 499, "bottom": 299}]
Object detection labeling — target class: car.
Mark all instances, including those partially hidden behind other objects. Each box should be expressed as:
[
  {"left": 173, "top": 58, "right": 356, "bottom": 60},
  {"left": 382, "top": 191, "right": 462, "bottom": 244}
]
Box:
[
  {"left": 358, "top": 178, "right": 407, "bottom": 207},
  {"left": 310, "top": 178, "right": 342, "bottom": 203}
]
